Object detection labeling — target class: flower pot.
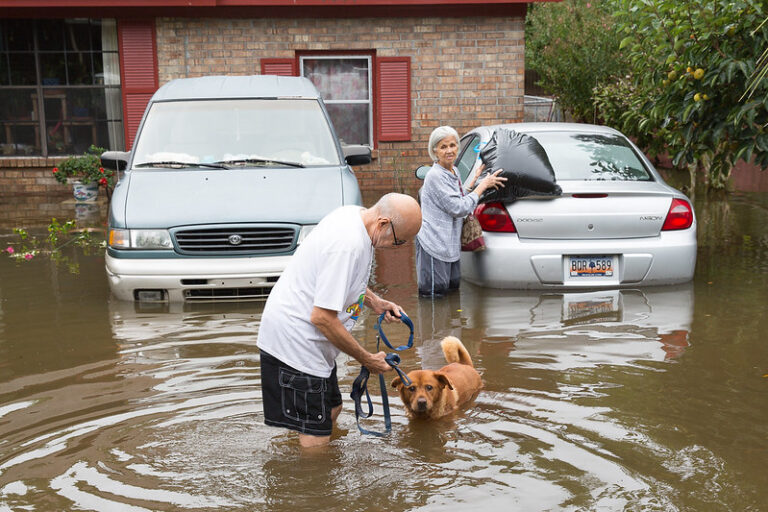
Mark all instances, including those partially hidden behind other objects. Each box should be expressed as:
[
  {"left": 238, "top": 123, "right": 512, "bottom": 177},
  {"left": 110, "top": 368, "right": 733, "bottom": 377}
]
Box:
[{"left": 71, "top": 180, "right": 99, "bottom": 202}]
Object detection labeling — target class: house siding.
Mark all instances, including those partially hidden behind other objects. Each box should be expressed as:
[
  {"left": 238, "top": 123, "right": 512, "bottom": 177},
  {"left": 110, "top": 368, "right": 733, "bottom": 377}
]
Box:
[
  {"left": 154, "top": 16, "right": 525, "bottom": 191},
  {"left": 0, "top": 14, "right": 524, "bottom": 195}
]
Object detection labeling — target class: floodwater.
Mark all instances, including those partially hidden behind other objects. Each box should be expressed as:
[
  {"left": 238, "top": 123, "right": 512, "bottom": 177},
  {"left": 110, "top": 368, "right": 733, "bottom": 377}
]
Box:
[{"left": 1, "top": 191, "right": 767, "bottom": 511}]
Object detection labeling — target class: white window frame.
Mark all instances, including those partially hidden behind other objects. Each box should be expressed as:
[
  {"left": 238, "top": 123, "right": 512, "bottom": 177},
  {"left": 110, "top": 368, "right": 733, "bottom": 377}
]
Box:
[{"left": 299, "top": 54, "right": 373, "bottom": 147}]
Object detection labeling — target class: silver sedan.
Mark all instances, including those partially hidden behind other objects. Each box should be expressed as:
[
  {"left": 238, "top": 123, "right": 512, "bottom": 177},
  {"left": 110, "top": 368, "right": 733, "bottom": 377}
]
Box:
[{"left": 453, "top": 123, "right": 696, "bottom": 289}]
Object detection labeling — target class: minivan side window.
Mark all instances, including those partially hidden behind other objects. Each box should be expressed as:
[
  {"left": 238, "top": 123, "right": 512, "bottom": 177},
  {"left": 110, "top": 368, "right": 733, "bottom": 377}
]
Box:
[{"left": 456, "top": 135, "right": 480, "bottom": 183}]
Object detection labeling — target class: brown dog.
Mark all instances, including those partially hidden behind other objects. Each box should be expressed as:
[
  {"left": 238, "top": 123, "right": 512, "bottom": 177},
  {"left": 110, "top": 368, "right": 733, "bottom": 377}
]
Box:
[{"left": 391, "top": 336, "right": 482, "bottom": 420}]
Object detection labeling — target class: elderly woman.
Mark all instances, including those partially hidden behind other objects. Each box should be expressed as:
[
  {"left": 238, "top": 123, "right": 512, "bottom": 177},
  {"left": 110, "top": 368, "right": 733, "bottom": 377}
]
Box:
[{"left": 416, "top": 126, "right": 505, "bottom": 297}]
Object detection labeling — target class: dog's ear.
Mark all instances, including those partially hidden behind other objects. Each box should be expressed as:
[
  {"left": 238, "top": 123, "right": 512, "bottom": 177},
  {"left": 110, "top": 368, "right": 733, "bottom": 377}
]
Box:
[
  {"left": 391, "top": 377, "right": 402, "bottom": 389},
  {"left": 435, "top": 372, "right": 454, "bottom": 390}
]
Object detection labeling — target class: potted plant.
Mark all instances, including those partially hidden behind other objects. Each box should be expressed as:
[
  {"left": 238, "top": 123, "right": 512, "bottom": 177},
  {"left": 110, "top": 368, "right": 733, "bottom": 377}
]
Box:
[{"left": 52, "top": 145, "right": 116, "bottom": 201}]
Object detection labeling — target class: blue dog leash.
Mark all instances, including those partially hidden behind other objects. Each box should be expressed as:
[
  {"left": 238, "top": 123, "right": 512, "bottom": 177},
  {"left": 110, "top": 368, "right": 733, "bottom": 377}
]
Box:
[{"left": 350, "top": 312, "right": 414, "bottom": 437}]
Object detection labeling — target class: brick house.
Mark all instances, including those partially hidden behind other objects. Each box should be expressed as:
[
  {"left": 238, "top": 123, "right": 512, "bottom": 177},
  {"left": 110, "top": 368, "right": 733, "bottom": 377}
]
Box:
[{"left": 0, "top": 0, "right": 548, "bottom": 198}]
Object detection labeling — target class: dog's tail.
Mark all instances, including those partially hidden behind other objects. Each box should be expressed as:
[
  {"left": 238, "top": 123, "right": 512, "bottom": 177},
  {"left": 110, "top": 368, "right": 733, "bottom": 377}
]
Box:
[{"left": 441, "top": 336, "right": 474, "bottom": 367}]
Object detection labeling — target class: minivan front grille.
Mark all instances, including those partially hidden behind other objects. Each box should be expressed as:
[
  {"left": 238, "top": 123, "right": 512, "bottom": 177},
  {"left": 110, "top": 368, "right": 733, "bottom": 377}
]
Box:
[
  {"left": 184, "top": 287, "right": 272, "bottom": 301},
  {"left": 173, "top": 225, "right": 297, "bottom": 254}
]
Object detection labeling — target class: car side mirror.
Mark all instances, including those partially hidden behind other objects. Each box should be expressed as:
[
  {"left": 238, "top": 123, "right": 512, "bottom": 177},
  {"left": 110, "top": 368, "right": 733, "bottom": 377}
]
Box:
[
  {"left": 342, "top": 145, "right": 371, "bottom": 166},
  {"left": 414, "top": 165, "right": 431, "bottom": 180},
  {"left": 101, "top": 150, "right": 130, "bottom": 171}
]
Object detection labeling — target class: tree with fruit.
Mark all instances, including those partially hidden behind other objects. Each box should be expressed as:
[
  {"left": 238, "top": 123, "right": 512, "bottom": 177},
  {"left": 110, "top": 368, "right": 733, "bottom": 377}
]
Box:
[{"left": 604, "top": 0, "right": 768, "bottom": 189}]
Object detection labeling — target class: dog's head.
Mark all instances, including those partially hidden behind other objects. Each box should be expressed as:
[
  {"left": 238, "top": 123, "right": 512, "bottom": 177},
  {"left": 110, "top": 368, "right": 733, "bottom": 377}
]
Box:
[{"left": 391, "top": 370, "right": 454, "bottom": 418}]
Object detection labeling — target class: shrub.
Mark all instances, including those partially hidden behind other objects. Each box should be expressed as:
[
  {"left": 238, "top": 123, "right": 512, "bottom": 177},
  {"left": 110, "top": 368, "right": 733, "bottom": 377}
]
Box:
[{"left": 52, "top": 145, "right": 116, "bottom": 190}]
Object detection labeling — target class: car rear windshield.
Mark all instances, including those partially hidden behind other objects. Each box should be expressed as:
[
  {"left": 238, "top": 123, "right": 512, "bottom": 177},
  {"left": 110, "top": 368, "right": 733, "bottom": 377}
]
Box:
[
  {"left": 133, "top": 99, "right": 341, "bottom": 167},
  {"left": 533, "top": 132, "right": 652, "bottom": 181}
]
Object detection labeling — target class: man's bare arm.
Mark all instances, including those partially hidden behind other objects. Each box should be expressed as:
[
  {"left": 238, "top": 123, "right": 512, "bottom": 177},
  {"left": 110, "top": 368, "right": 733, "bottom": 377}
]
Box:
[{"left": 310, "top": 306, "right": 391, "bottom": 374}]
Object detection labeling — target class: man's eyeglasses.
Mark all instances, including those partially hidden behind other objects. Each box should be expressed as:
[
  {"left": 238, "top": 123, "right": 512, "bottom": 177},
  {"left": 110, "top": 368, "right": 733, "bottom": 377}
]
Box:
[{"left": 390, "top": 219, "right": 407, "bottom": 246}]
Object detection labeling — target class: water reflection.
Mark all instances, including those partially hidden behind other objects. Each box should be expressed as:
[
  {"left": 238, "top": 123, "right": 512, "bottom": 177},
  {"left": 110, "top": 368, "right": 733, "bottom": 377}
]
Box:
[
  {"left": 468, "top": 284, "right": 691, "bottom": 368},
  {"left": 3, "top": 190, "right": 768, "bottom": 510},
  {"left": 411, "top": 284, "right": 693, "bottom": 374},
  {"left": 0, "top": 194, "right": 107, "bottom": 230}
]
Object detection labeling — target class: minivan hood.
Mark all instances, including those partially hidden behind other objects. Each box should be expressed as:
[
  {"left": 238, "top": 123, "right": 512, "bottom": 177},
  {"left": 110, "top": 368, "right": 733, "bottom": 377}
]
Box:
[{"left": 122, "top": 167, "right": 344, "bottom": 228}]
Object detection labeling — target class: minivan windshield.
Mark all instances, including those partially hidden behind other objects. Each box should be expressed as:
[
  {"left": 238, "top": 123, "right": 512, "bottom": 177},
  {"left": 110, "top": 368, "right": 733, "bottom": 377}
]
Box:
[
  {"left": 133, "top": 99, "right": 341, "bottom": 167},
  {"left": 533, "top": 132, "right": 652, "bottom": 181}
]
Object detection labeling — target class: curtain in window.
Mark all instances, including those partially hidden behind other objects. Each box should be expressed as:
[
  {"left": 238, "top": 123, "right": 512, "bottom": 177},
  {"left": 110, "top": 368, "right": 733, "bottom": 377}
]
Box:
[
  {"left": 101, "top": 19, "right": 124, "bottom": 151},
  {"left": 302, "top": 57, "right": 371, "bottom": 146}
]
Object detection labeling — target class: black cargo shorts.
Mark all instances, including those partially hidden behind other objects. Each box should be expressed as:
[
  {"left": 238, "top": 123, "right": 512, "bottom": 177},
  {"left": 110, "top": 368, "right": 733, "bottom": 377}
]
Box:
[{"left": 259, "top": 350, "right": 342, "bottom": 436}]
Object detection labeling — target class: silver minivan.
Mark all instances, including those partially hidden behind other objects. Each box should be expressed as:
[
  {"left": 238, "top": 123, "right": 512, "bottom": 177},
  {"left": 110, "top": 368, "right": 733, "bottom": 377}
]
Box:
[{"left": 101, "top": 75, "right": 369, "bottom": 302}]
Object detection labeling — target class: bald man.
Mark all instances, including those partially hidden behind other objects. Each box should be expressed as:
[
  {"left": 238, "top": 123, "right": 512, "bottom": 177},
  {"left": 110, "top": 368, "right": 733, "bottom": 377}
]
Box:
[{"left": 257, "top": 193, "right": 422, "bottom": 447}]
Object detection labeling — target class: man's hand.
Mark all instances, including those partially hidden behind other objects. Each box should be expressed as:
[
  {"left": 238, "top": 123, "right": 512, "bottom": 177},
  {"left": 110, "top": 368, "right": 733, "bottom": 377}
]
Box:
[
  {"left": 363, "top": 351, "right": 392, "bottom": 375},
  {"left": 365, "top": 289, "right": 405, "bottom": 323}
]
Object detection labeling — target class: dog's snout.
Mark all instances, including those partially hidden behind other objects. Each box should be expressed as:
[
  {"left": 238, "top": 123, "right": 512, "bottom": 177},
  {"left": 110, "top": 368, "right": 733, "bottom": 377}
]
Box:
[{"left": 416, "top": 397, "right": 428, "bottom": 411}]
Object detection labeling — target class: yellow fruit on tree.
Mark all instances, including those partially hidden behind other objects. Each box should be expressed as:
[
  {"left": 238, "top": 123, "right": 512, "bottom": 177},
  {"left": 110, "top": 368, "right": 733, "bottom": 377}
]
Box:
[
  {"left": 694, "top": 93, "right": 702, "bottom": 102},
  {"left": 668, "top": 70, "right": 678, "bottom": 80},
  {"left": 702, "top": 94, "right": 709, "bottom": 100},
  {"left": 693, "top": 68, "right": 705, "bottom": 80},
  {"left": 686, "top": 66, "right": 693, "bottom": 73}
]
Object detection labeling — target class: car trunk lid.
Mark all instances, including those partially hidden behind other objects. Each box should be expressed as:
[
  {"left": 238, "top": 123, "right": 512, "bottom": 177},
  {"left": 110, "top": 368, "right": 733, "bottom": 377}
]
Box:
[{"left": 506, "top": 182, "right": 675, "bottom": 240}]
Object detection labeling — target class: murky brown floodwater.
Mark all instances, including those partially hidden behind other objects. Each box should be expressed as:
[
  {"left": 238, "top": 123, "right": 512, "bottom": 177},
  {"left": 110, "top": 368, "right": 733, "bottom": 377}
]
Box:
[{"left": 1, "top": 191, "right": 767, "bottom": 511}]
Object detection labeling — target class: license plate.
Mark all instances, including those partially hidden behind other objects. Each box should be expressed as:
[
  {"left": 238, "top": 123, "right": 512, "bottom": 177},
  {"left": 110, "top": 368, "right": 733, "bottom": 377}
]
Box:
[{"left": 568, "top": 255, "right": 616, "bottom": 277}]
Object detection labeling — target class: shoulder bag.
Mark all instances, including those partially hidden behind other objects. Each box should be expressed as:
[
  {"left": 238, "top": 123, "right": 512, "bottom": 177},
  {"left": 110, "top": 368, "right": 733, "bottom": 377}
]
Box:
[{"left": 457, "top": 172, "right": 486, "bottom": 252}]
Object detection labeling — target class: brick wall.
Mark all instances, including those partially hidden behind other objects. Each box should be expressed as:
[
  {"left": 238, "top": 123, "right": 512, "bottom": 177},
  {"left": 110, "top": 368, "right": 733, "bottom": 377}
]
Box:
[
  {"left": 155, "top": 15, "right": 525, "bottom": 192},
  {"left": 0, "top": 15, "right": 524, "bottom": 199},
  {"left": 0, "top": 157, "right": 69, "bottom": 197}
]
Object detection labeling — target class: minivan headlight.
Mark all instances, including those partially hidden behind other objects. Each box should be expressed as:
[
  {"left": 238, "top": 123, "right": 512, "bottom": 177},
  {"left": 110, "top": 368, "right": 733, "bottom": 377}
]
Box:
[
  {"left": 109, "top": 229, "right": 173, "bottom": 249},
  {"left": 297, "top": 224, "right": 317, "bottom": 245}
]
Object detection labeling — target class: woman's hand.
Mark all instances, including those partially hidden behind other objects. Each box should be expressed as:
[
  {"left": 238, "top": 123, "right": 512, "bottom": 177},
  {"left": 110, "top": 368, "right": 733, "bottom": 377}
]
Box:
[
  {"left": 475, "top": 168, "right": 507, "bottom": 197},
  {"left": 467, "top": 163, "right": 486, "bottom": 189},
  {"left": 474, "top": 163, "right": 486, "bottom": 181}
]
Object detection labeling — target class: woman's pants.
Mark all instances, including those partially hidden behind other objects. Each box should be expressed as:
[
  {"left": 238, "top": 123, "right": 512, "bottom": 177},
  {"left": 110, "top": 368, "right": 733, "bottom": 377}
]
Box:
[{"left": 415, "top": 239, "right": 460, "bottom": 297}]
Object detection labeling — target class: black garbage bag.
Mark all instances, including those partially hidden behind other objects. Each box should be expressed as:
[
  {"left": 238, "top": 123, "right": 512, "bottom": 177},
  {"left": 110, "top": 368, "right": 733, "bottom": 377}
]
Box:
[{"left": 477, "top": 128, "right": 562, "bottom": 203}]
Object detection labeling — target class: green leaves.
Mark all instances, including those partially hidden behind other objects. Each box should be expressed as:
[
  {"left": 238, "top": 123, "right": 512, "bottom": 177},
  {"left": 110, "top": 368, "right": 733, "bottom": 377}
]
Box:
[
  {"left": 526, "top": 0, "right": 627, "bottom": 122},
  {"left": 599, "top": 0, "right": 768, "bottom": 189}
]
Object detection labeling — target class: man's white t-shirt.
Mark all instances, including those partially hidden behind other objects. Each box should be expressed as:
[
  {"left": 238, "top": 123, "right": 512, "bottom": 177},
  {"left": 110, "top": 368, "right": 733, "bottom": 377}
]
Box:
[{"left": 256, "top": 205, "right": 373, "bottom": 378}]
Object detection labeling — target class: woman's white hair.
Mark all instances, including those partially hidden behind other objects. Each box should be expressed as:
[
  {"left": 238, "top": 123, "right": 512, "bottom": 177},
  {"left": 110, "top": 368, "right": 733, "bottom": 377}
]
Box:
[{"left": 428, "top": 126, "right": 461, "bottom": 162}]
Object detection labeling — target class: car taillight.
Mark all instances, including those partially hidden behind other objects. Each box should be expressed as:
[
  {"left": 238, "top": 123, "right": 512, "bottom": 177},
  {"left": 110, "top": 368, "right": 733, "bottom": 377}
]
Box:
[
  {"left": 474, "top": 202, "right": 516, "bottom": 232},
  {"left": 662, "top": 198, "right": 694, "bottom": 231}
]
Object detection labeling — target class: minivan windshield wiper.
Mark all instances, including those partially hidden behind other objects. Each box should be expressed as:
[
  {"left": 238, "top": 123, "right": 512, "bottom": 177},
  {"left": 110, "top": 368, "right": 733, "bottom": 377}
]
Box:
[
  {"left": 213, "top": 158, "right": 305, "bottom": 168},
  {"left": 135, "top": 161, "right": 229, "bottom": 169}
]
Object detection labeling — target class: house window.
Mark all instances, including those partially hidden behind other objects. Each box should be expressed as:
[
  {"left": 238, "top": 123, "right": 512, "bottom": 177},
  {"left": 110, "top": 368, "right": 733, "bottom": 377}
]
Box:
[
  {"left": 300, "top": 56, "right": 373, "bottom": 147},
  {"left": 0, "top": 18, "right": 123, "bottom": 157}
]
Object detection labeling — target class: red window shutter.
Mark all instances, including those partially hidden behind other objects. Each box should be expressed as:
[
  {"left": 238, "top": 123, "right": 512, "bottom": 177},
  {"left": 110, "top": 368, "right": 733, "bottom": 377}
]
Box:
[
  {"left": 124, "top": 94, "right": 153, "bottom": 147},
  {"left": 118, "top": 19, "right": 158, "bottom": 149},
  {"left": 261, "top": 58, "right": 298, "bottom": 76},
  {"left": 376, "top": 57, "right": 411, "bottom": 142}
]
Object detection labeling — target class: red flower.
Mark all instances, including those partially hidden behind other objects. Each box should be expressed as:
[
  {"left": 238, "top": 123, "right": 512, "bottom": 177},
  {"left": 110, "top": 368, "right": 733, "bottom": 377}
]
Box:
[
  {"left": 99, "top": 177, "right": 108, "bottom": 186},
  {"left": 52, "top": 167, "right": 58, "bottom": 174},
  {"left": 99, "top": 167, "right": 105, "bottom": 173}
]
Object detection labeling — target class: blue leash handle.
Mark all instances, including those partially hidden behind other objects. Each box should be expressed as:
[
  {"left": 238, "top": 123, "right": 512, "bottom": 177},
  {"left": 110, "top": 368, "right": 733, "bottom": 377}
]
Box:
[
  {"left": 375, "top": 311, "right": 414, "bottom": 352},
  {"left": 350, "top": 312, "right": 414, "bottom": 437}
]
